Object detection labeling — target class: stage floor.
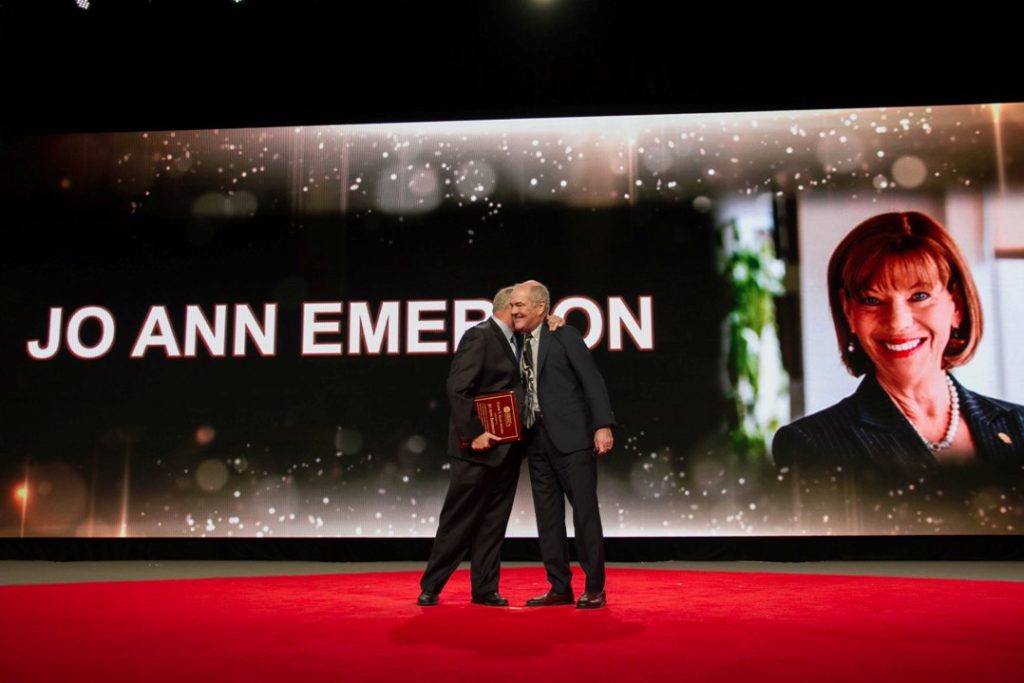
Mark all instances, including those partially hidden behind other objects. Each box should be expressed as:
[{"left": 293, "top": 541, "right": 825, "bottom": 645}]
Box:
[
  {"left": 4, "top": 563, "right": 1024, "bottom": 683},
  {"left": 3, "top": 559, "right": 1024, "bottom": 585}
]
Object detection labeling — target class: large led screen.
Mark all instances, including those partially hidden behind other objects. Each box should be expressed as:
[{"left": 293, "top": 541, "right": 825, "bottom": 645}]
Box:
[{"left": 3, "top": 103, "right": 1024, "bottom": 538}]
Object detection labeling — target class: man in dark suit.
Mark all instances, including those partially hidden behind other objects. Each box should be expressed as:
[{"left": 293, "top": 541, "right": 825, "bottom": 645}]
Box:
[
  {"left": 511, "top": 280, "right": 615, "bottom": 609},
  {"left": 417, "top": 286, "right": 525, "bottom": 607}
]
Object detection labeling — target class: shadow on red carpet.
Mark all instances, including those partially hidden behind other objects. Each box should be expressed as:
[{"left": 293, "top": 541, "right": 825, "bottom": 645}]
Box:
[{"left": 3, "top": 567, "right": 1023, "bottom": 682}]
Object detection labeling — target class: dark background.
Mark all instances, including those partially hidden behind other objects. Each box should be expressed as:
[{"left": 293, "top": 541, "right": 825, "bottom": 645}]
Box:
[{"left": 0, "top": 0, "right": 1014, "bottom": 136}]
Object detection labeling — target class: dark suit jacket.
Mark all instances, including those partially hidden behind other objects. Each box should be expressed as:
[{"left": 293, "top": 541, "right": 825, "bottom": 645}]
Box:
[
  {"left": 535, "top": 325, "right": 616, "bottom": 454},
  {"left": 772, "top": 373, "right": 1024, "bottom": 480},
  {"left": 446, "top": 318, "right": 524, "bottom": 467}
]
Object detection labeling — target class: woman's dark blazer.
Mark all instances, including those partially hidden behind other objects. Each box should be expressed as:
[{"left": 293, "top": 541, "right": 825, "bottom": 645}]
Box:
[{"left": 772, "top": 373, "right": 1024, "bottom": 479}]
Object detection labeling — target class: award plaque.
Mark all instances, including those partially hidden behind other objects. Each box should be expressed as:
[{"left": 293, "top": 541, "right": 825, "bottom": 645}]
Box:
[{"left": 473, "top": 391, "right": 523, "bottom": 443}]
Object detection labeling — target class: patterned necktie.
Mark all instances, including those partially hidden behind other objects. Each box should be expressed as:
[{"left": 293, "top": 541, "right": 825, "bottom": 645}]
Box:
[{"left": 521, "top": 334, "right": 537, "bottom": 428}]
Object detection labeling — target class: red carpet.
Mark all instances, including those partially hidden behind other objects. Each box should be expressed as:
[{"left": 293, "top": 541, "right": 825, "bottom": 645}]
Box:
[{"left": 2, "top": 567, "right": 1023, "bottom": 682}]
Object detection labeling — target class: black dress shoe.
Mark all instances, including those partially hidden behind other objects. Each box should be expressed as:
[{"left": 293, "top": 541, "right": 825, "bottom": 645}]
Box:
[
  {"left": 416, "top": 591, "right": 439, "bottom": 606},
  {"left": 471, "top": 592, "right": 509, "bottom": 607},
  {"left": 524, "top": 590, "right": 575, "bottom": 607},
  {"left": 576, "top": 591, "right": 606, "bottom": 609}
]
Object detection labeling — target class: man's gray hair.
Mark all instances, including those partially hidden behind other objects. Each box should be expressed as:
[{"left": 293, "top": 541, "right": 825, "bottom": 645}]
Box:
[
  {"left": 492, "top": 286, "right": 514, "bottom": 313},
  {"left": 521, "top": 280, "right": 550, "bottom": 311}
]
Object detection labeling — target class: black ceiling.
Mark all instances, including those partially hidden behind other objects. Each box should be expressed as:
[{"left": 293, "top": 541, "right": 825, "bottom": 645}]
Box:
[{"left": 1, "top": 0, "right": 1018, "bottom": 134}]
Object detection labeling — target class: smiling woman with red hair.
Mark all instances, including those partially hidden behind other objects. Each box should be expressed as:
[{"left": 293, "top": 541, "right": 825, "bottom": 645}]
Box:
[{"left": 772, "top": 211, "right": 1024, "bottom": 479}]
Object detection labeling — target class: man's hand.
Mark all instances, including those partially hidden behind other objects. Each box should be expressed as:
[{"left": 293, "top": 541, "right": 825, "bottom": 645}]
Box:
[
  {"left": 546, "top": 314, "right": 566, "bottom": 331},
  {"left": 593, "top": 427, "right": 613, "bottom": 455},
  {"left": 471, "top": 431, "right": 499, "bottom": 451}
]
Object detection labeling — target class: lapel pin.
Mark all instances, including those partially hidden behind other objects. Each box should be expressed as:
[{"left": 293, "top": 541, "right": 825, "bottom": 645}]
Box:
[{"left": 998, "top": 432, "right": 1013, "bottom": 445}]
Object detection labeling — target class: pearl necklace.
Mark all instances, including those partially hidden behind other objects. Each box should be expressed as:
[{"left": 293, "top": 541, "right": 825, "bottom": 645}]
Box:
[{"left": 907, "top": 373, "right": 960, "bottom": 453}]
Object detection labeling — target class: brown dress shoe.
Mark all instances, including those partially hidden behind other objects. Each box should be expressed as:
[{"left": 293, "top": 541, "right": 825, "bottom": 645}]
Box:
[
  {"left": 471, "top": 592, "right": 509, "bottom": 607},
  {"left": 576, "top": 591, "right": 606, "bottom": 609},
  {"left": 525, "top": 590, "right": 575, "bottom": 607}
]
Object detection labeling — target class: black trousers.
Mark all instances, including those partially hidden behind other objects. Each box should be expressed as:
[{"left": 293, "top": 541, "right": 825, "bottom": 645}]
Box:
[
  {"left": 419, "top": 450, "right": 522, "bottom": 596},
  {"left": 527, "top": 421, "right": 606, "bottom": 594}
]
